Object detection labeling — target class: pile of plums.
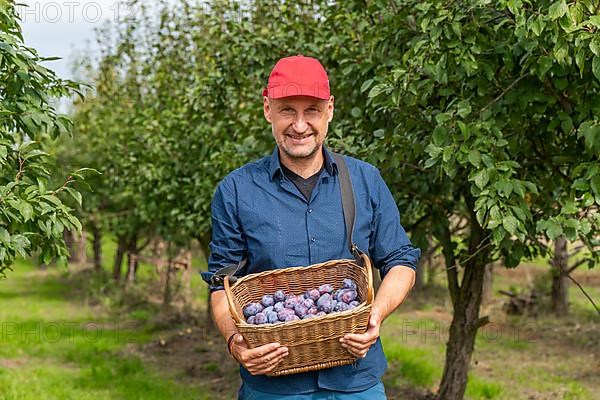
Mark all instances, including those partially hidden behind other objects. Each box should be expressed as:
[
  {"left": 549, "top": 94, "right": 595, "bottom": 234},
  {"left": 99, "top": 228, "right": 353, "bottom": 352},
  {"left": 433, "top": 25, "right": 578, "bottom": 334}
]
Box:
[{"left": 243, "top": 278, "right": 360, "bottom": 324}]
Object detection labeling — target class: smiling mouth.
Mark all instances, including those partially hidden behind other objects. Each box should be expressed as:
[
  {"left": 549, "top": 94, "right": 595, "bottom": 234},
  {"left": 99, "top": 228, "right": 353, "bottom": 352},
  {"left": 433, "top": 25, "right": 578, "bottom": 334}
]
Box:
[{"left": 287, "top": 133, "right": 314, "bottom": 139}]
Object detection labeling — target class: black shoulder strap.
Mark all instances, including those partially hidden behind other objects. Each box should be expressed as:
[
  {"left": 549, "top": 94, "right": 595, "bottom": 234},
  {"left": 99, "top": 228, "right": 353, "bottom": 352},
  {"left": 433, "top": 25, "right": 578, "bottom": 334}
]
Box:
[{"left": 332, "top": 152, "right": 362, "bottom": 262}]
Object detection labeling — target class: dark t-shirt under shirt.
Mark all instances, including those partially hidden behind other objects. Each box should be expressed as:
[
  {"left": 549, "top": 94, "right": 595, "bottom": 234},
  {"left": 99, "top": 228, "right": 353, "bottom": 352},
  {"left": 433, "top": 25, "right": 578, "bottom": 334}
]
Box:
[{"left": 280, "top": 163, "right": 324, "bottom": 201}]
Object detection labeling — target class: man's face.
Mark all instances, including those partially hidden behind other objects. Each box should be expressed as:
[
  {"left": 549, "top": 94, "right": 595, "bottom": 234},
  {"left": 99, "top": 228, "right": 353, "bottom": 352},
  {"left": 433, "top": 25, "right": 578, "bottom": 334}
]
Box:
[{"left": 264, "top": 95, "right": 334, "bottom": 160}]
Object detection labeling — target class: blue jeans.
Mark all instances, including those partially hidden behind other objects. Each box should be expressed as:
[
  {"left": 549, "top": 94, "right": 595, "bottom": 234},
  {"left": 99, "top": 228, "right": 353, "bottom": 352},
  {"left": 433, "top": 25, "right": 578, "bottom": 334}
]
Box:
[{"left": 238, "top": 381, "right": 387, "bottom": 399}]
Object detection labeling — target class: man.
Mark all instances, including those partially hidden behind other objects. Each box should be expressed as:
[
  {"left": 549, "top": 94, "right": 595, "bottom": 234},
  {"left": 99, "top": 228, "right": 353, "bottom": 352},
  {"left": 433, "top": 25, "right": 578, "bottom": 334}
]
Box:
[{"left": 203, "top": 55, "right": 420, "bottom": 399}]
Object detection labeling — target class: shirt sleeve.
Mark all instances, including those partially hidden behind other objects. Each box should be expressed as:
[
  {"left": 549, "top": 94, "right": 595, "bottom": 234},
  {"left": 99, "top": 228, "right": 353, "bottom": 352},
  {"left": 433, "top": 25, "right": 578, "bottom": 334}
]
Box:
[
  {"left": 368, "top": 168, "right": 421, "bottom": 279},
  {"left": 202, "top": 177, "right": 247, "bottom": 292}
]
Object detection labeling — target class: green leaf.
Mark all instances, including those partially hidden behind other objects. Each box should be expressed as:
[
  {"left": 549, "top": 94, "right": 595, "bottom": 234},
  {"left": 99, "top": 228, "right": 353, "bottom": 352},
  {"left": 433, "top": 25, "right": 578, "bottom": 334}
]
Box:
[
  {"left": 546, "top": 221, "right": 563, "bottom": 240},
  {"left": 17, "top": 201, "right": 33, "bottom": 222},
  {"left": 590, "top": 39, "right": 600, "bottom": 57},
  {"left": 11, "top": 235, "right": 30, "bottom": 257},
  {"left": 64, "top": 187, "right": 82, "bottom": 207},
  {"left": 588, "top": 15, "right": 600, "bottom": 28},
  {"left": 493, "top": 225, "right": 506, "bottom": 243},
  {"left": 578, "top": 121, "right": 600, "bottom": 151},
  {"left": 591, "top": 175, "right": 600, "bottom": 195},
  {"left": 549, "top": 1, "right": 568, "bottom": 20},
  {"left": 561, "top": 202, "right": 578, "bottom": 214},
  {"left": 456, "top": 100, "right": 471, "bottom": 118},
  {"left": 435, "top": 113, "right": 452, "bottom": 124},
  {"left": 591, "top": 56, "right": 600, "bottom": 82},
  {"left": 473, "top": 169, "right": 489, "bottom": 189},
  {"left": 468, "top": 150, "right": 481, "bottom": 167},
  {"left": 503, "top": 215, "right": 518, "bottom": 235},
  {"left": 0, "top": 228, "right": 10, "bottom": 244},
  {"left": 373, "top": 129, "right": 385, "bottom": 138}
]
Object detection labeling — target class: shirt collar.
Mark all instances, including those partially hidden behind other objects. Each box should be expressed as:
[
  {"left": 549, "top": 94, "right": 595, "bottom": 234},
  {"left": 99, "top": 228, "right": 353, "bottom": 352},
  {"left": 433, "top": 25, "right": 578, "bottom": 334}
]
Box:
[{"left": 269, "top": 145, "right": 337, "bottom": 180}]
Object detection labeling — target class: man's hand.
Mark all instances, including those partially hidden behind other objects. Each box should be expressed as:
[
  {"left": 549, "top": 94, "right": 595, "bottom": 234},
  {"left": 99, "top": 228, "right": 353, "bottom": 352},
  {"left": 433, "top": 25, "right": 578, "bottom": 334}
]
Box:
[
  {"left": 340, "top": 310, "right": 381, "bottom": 358},
  {"left": 230, "top": 333, "right": 289, "bottom": 375}
]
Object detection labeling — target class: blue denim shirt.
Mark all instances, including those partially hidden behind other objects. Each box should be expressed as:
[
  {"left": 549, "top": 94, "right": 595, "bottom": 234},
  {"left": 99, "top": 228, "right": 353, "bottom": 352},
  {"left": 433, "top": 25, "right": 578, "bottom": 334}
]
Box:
[{"left": 203, "top": 146, "right": 420, "bottom": 394}]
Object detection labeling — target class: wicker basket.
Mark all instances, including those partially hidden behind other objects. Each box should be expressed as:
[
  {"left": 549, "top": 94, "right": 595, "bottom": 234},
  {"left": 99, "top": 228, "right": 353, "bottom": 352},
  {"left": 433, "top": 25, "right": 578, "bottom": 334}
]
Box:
[{"left": 223, "top": 253, "right": 374, "bottom": 376}]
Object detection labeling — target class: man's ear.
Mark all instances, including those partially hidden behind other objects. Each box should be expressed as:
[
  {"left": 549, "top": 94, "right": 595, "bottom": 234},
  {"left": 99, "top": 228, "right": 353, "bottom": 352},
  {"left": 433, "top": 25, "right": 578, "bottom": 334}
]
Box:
[
  {"left": 327, "top": 95, "right": 335, "bottom": 122},
  {"left": 263, "top": 96, "right": 272, "bottom": 123}
]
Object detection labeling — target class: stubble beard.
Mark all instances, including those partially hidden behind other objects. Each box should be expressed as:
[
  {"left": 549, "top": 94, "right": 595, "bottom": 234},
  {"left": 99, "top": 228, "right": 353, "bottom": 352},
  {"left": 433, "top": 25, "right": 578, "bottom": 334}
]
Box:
[{"left": 277, "top": 127, "right": 322, "bottom": 160}]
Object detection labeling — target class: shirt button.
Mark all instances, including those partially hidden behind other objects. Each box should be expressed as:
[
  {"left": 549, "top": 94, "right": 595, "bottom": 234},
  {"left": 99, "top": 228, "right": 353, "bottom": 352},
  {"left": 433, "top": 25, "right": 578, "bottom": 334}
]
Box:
[
  {"left": 308, "top": 208, "right": 313, "bottom": 213},
  {"left": 311, "top": 237, "right": 316, "bottom": 243}
]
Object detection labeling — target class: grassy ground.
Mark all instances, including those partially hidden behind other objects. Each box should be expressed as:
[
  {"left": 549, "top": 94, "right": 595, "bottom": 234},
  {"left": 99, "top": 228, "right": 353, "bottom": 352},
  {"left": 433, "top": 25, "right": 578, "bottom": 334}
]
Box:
[
  {"left": 0, "top": 260, "right": 214, "bottom": 400},
  {"left": 1, "top": 241, "right": 598, "bottom": 400}
]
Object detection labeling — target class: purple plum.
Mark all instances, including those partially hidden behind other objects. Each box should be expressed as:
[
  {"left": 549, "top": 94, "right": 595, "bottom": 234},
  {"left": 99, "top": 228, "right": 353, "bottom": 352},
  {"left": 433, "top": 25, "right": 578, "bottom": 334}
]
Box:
[
  {"left": 263, "top": 306, "right": 274, "bottom": 314},
  {"left": 273, "top": 302, "right": 285, "bottom": 312},
  {"left": 266, "top": 311, "right": 279, "bottom": 324},
  {"left": 284, "top": 295, "right": 301, "bottom": 309},
  {"left": 340, "top": 289, "right": 357, "bottom": 303},
  {"left": 317, "top": 293, "right": 333, "bottom": 313},
  {"left": 305, "top": 289, "right": 320, "bottom": 301},
  {"left": 302, "top": 298, "right": 314, "bottom": 309},
  {"left": 294, "top": 304, "right": 308, "bottom": 318},
  {"left": 261, "top": 295, "right": 275, "bottom": 307},
  {"left": 278, "top": 308, "right": 295, "bottom": 322},
  {"left": 243, "top": 302, "right": 263, "bottom": 318},
  {"left": 274, "top": 290, "right": 286, "bottom": 302},
  {"left": 343, "top": 278, "right": 357, "bottom": 290},
  {"left": 318, "top": 284, "right": 334, "bottom": 295},
  {"left": 254, "top": 312, "right": 267, "bottom": 324}
]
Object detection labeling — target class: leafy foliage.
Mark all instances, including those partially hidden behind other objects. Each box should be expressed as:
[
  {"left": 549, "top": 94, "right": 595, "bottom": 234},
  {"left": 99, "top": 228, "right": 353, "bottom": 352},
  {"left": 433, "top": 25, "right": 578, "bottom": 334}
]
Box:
[
  {"left": 64, "top": 0, "right": 599, "bottom": 398},
  {"left": 0, "top": 0, "right": 89, "bottom": 275}
]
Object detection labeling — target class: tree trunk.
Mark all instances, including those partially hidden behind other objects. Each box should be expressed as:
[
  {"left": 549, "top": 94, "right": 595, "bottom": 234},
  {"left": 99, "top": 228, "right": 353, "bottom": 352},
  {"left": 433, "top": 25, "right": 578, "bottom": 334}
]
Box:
[
  {"left": 414, "top": 255, "right": 426, "bottom": 291},
  {"left": 551, "top": 236, "right": 569, "bottom": 316},
  {"left": 64, "top": 230, "right": 75, "bottom": 262},
  {"left": 163, "top": 242, "right": 174, "bottom": 307},
  {"left": 199, "top": 232, "right": 212, "bottom": 321},
  {"left": 481, "top": 263, "right": 494, "bottom": 307},
  {"left": 91, "top": 223, "right": 102, "bottom": 272},
  {"left": 163, "top": 259, "right": 174, "bottom": 307},
  {"left": 74, "top": 230, "right": 87, "bottom": 264},
  {"left": 125, "top": 233, "right": 138, "bottom": 286},
  {"left": 437, "top": 197, "right": 491, "bottom": 400},
  {"left": 180, "top": 248, "right": 193, "bottom": 309},
  {"left": 113, "top": 235, "right": 127, "bottom": 281}
]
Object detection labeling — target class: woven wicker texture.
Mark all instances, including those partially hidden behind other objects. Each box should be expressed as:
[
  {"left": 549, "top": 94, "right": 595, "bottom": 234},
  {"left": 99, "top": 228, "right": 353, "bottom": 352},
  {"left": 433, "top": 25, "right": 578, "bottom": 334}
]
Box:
[{"left": 224, "top": 254, "right": 374, "bottom": 376}]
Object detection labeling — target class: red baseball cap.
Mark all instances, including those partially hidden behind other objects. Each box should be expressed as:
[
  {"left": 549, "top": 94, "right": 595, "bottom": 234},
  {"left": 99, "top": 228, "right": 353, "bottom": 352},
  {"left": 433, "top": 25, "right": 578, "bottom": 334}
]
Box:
[{"left": 262, "top": 55, "right": 331, "bottom": 100}]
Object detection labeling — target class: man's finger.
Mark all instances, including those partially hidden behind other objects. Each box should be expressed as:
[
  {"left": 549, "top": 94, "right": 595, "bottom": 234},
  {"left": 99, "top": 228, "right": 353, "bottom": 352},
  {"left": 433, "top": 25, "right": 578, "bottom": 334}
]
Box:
[
  {"left": 343, "top": 334, "right": 378, "bottom": 345},
  {"left": 342, "top": 332, "right": 376, "bottom": 344},
  {"left": 251, "top": 346, "right": 288, "bottom": 367},
  {"left": 342, "top": 341, "right": 371, "bottom": 354},
  {"left": 250, "top": 350, "right": 289, "bottom": 375},
  {"left": 247, "top": 342, "right": 281, "bottom": 358}
]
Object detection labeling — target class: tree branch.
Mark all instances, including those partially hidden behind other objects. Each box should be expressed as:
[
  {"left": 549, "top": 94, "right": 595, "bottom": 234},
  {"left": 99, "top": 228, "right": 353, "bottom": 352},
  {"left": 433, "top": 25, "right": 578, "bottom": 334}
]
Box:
[
  {"left": 567, "top": 258, "right": 587, "bottom": 274},
  {"left": 479, "top": 73, "right": 530, "bottom": 115},
  {"left": 566, "top": 273, "right": 600, "bottom": 315}
]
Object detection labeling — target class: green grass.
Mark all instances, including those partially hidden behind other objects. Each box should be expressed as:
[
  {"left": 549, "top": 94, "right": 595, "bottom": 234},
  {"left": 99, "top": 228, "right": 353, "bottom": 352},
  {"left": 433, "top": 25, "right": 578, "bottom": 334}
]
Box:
[
  {"left": 465, "top": 376, "right": 503, "bottom": 399},
  {"left": 0, "top": 259, "right": 208, "bottom": 400}
]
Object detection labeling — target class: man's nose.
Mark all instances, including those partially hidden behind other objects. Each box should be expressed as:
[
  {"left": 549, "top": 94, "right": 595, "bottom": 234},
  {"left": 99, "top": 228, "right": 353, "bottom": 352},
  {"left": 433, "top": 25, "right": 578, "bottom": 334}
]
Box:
[{"left": 292, "top": 115, "right": 308, "bottom": 133}]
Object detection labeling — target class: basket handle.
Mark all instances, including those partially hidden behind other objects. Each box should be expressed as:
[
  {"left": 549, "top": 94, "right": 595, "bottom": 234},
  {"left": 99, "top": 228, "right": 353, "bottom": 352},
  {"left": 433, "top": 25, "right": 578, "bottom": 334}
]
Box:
[
  {"left": 357, "top": 250, "right": 374, "bottom": 304},
  {"left": 224, "top": 274, "right": 243, "bottom": 324}
]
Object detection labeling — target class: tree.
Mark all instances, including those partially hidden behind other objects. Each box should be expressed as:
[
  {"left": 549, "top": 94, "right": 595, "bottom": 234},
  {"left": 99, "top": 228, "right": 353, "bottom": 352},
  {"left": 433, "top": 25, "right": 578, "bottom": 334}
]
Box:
[
  {"left": 325, "top": 1, "right": 600, "bottom": 398},
  {"left": 0, "top": 0, "right": 90, "bottom": 276}
]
